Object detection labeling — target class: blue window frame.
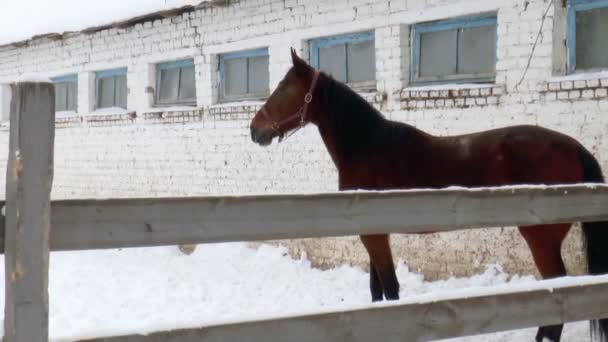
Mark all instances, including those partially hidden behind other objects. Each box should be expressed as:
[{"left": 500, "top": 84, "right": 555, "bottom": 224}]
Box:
[
  {"left": 310, "top": 31, "right": 376, "bottom": 89},
  {"left": 96, "top": 68, "right": 127, "bottom": 109},
  {"left": 411, "top": 14, "right": 497, "bottom": 85},
  {"left": 155, "top": 59, "right": 196, "bottom": 106},
  {"left": 51, "top": 74, "right": 78, "bottom": 112},
  {"left": 567, "top": 0, "right": 608, "bottom": 73},
  {"left": 219, "top": 48, "right": 269, "bottom": 101}
]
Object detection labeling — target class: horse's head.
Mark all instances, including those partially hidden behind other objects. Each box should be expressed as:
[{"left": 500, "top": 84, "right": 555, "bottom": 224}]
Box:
[{"left": 250, "top": 48, "right": 319, "bottom": 146}]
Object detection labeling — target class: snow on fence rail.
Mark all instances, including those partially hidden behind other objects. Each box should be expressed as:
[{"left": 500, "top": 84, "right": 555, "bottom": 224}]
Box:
[{"left": 4, "top": 81, "right": 608, "bottom": 341}]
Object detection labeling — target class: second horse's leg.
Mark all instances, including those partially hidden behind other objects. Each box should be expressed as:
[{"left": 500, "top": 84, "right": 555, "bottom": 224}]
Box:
[
  {"left": 369, "top": 262, "right": 383, "bottom": 302},
  {"left": 519, "top": 224, "right": 571, "bottom": 342},
  {"left": 360, "top": 234, "right": 400, "bottom": 300}
]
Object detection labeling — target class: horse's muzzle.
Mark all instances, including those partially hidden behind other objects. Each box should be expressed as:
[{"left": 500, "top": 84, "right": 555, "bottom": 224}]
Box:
[{"left": 250, "top": 126, "right": 273, "bottom": 146}]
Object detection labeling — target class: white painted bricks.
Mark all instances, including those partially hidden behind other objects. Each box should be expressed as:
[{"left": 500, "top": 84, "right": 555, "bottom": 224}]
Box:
[{"left": 542, "top": 76, "right": 608, "bottom": 102}]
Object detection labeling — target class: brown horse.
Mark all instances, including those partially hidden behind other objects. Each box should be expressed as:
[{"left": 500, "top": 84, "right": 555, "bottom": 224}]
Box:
[{"left": 249, "top": 48, "right": 608, "bottom": 342}]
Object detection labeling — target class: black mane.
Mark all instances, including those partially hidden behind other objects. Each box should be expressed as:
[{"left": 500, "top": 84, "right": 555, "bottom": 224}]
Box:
[{"left": 314, "top": 72, "right": 415, "bottom": 159}]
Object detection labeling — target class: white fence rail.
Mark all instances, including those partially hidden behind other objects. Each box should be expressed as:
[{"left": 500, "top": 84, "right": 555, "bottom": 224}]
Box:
[
  {"left": 84, "top": 276, "right": 608, "bottom": 342},
  {"left": 3, "top": 183, "right": 608, "bottom": 251}
]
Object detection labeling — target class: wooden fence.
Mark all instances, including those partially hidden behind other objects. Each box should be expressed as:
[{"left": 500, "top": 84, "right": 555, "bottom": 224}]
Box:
[{"left": 3, "top": 82, "right": 608, "bottom": 341}]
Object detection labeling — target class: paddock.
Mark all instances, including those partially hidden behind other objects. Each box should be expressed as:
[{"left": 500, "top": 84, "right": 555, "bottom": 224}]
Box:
[
  {"left": 1, "top": 0, "right": 608, "bottom": 280},
  {"left": 3, "top": 81, "right": 608, "bottom": 341}
]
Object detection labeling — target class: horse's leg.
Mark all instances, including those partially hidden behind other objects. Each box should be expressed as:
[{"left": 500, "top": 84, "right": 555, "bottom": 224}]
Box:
[
  {"left": 360, "top": 234, "right": 400, "bottom": 300},
  {"left": 519, "top": 224, "right": 571, "bottom": 342},
  {"left": 369, "top": 262, "right": 384, "bottom": 302}
]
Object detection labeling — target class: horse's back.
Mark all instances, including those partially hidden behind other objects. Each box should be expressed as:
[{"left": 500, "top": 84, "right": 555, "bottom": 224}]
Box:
[
  {"left": 436, "top": 125, "right": 587, "bottom": 187},
  {"left": 341, "top": 123, "right": 591, "bottom": 190}
]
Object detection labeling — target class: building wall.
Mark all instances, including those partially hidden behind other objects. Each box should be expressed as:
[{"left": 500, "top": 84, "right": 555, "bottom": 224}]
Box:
[{"left": 0, "top": 0, "right": 606, "bottom": 279}]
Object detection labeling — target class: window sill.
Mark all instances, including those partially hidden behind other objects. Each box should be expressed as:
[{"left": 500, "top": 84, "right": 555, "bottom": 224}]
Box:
[
  {"left": 208, "top": 101, "right": 264, "bottom": 118},
  {"left": 400, "top": 84, "right": 504, "bottom": 110},
  {"left": 55, "top": 110, "right": 78, "bottom": 118},
  {"left": 209, "top": 100, "right": 265, "bottom": 109},
  {"left": 347, "top": 81, "right": 377, "bottom": 93},
  {"left": 541, "top": 73, "right": 608, "bottom": 102},
  {"left": 141, "top": 107, "right": 203, "bottom": 122},
  {"left": 90, "top": 107, "right": 129, "bottom": 116},
  {"left": 55, "top": 111, "right": 83, "bottom": 127},
  {"left": 217, "top": 95, "right": 267, "bottom": 104},
  {"left": 547, "top": 70, "right": 608, "bottom": 83},
  {"left": 86, "top": 108, "right": 135, "bottom": 124},
  {"left": 146, "top": 105, "right": 200, "bottom": 114}
]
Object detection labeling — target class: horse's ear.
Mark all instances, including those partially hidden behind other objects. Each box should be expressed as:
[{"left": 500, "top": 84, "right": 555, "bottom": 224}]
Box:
[
  {"left": 290, "top": 47, "right": 311, "bottom": 75},
  {"left": 290, "top": 48, "right": 299, "bottom": 64}
]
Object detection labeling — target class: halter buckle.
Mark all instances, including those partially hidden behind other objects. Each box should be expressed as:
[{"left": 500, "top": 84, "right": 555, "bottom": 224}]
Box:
[
  {"left": 304, "top": 93, "right": 312, "bottom": 103},
  {"left": 271, "top": 121, "right": 280, "bottom": 132}
]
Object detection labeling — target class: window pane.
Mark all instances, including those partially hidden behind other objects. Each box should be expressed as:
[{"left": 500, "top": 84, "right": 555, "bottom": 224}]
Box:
[
  {"left": 419, "top": 30, "right": 457, "bottom": 78},
  {"left": 576, "top": 7, "right": 608, "bottom": 70},
  {"left": 178, "top": 66, "right": 196, "bottom": 101},
  {"left": 158, "top": 68, "right": 179, "bottom": 103},
  {"left": 248, "top": 55, "right": 269, "bottom": 95},
  {"left": 115, "top": 75, "right": 127, "bottom": 108},
  {"left": 67, "top": 81, "right": 78, "bottom": 111},
  {"left": 457, "top": 25, "right": 495, "bottom": 75},
  {"left": 224, "top": 58, "right": 247, "bottom": 97},
  {"left": 347, "top": 39, "right": 375, "bottom": 83},
  {"left": 319, "top": 44, "right": 347, "bottom": 82},
  {"left": 97, "top": 77, "right": 115, "bottom": 109},
  {"left": 55, "top": 83, "right": 67, "bottom": 112}
]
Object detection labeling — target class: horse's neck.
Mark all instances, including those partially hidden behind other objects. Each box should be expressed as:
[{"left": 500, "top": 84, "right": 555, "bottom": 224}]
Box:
[
  {"left": 315, "top": 107, "right": 426, "bottom": 172},
  {"left": 316, "top": 117, "right": 342, "bottom": 168},
  {"left": 315, "top": 107, "right": 388, "bottom": 169},
  {"left": 311, "top": 76, "right": 426, "bottom": 170}
]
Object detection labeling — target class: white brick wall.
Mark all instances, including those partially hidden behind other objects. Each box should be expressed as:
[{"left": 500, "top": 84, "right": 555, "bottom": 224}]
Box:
[{"left": 0, "top": 0, "right": 606, "bottom": 277}]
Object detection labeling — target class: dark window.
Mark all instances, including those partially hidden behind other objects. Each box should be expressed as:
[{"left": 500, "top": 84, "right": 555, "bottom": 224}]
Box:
[
  {"left": 310, "top": 31, "right": 376, "bottom": 90},
  {"left": 220, "top": 48, "right": 269, "bottom": 101},
  {"left": 568, "top": 0, "right": 608, "bottom": 72},
  {"left": 412, "top": 14, "right": 497, "bottom": 84},
  {"left": 155, "top": 59, "right": 196, "bottom": 106},
  {"left": 52, "top": 75, "right": 78, "bottom": 112},
  {"left": 96, "top": 68, "right": 127, "bottom": 109}
]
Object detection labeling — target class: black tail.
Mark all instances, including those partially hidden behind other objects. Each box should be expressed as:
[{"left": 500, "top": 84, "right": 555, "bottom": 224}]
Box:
[{"left": 580, "top": 148, "right": 608, "bottom": 342}]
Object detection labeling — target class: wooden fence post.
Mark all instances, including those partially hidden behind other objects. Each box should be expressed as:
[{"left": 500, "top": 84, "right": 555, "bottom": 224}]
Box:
[{"left": 4, "top": 82, "right": 54, "bottom": 342}]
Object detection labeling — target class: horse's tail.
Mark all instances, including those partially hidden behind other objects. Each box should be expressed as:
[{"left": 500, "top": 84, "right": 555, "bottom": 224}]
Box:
[{"left": 579, "top": 147, "right": 608, "bottom": 341}]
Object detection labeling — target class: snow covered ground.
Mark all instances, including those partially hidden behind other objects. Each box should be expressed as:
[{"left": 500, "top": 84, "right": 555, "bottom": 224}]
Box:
[{"left": 0, "top": 242, "right": 588, "bottom": 341}]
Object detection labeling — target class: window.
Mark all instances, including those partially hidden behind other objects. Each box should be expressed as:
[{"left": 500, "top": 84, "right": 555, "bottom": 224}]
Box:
[
  {"left": 310, "top": 31, "right": 376, "bottom": 90},
  {"left": 51, "top": 74, "right": 78, "bottom": 112},
  {"left": 568, "top": 0, "right": 608, "bottom": 73},
  {"left": 219, "top": 48, "right": 269, "bottom": 101},
  {"left": 412, "top": 14, "right": 497, "bottom": 85},
  {"left": 96, "top": 68, "right": 127, "bottom": 109},
  {"left": 155, "top": 59, "right": 196, "bottom": 106}
]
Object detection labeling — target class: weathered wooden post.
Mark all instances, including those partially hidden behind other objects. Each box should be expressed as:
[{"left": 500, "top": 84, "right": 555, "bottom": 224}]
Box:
[{"left": 4, "top": 82, "right": 54, "bottom": 342}]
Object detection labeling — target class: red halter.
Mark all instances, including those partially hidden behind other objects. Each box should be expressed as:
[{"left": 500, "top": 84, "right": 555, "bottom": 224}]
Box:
[{"left": 259, "top": 71, "right": 320, "bottom": 142}]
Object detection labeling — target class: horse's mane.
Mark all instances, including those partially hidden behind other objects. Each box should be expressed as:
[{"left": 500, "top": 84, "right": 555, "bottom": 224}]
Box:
[{"left": 315, "top": 72, "right": 415, "bottom": 158}]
